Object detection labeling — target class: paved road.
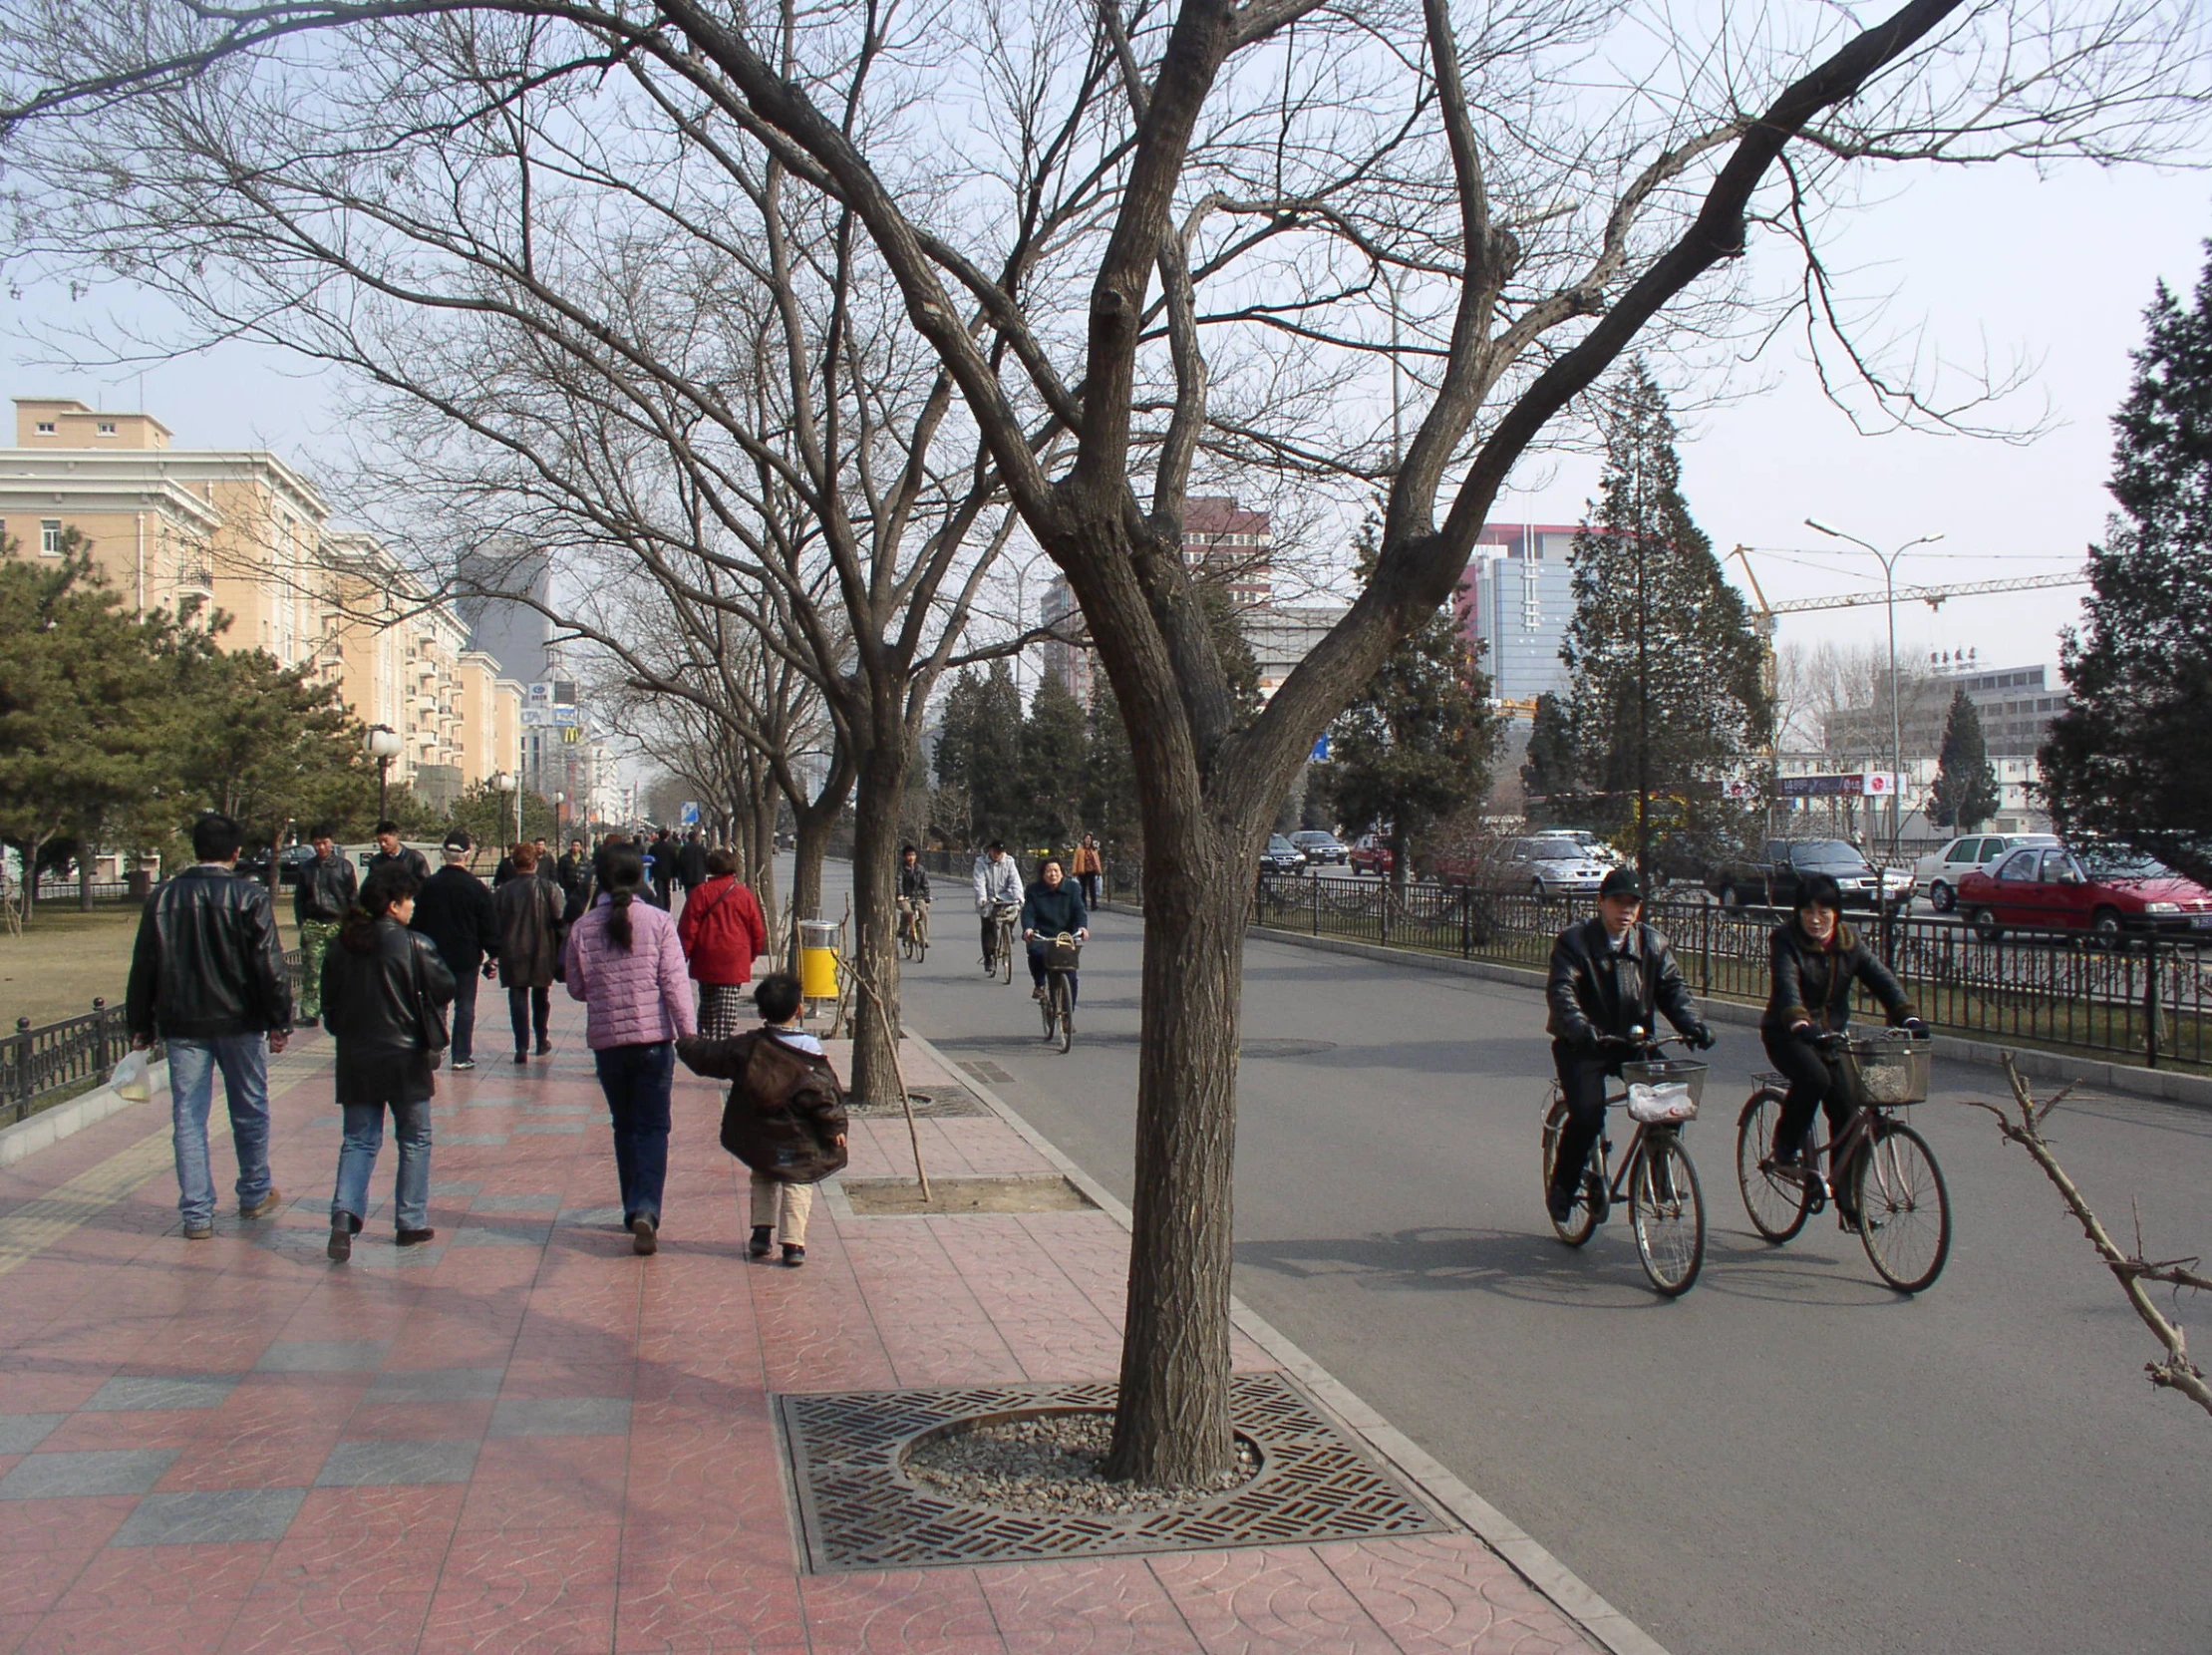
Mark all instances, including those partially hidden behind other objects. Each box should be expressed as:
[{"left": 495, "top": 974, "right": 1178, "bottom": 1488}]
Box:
[{"left": 836, "top": 866, "right": 2212, "bottom": 1655}]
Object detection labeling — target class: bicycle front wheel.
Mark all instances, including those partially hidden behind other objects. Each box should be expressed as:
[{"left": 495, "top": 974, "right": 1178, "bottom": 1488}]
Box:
[
  {"left": 913, "top": 908, "right": 927, "bottom": 963},
  {"left": 1853, "top": 1121, "right": 1952, "bottom": 1293},
  {"left": 1539, "top": 1093, "right": 1599, "bottom": 1247},
  {"left": 999, "top": 926, "right": 1015, "bottom": 983},
  {"left": 1053, "top": 974, "right": 1073, "bottom": 1053},
  {"left": 1737, "top": 1089, "right": 1813, "bottom": 1243},
  {"left": 1630, "top": 1134, "right": 1705, "bottom": 1297}
]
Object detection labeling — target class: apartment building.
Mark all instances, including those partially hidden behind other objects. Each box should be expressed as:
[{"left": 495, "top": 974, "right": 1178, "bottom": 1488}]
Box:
[{"left": 1, "top": 397, "right": 522, "bottom": 805}]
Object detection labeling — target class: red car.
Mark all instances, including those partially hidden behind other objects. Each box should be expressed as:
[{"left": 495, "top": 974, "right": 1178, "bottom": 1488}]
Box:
[
  {"left": 1956, "top": 844, "right": 2212, "bottom": 942},
  {"left": 1348, "top": 834, "right": 1394, "bottom": 876}
]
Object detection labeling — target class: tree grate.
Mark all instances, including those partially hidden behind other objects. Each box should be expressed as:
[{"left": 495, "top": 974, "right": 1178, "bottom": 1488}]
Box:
[
  {"left": 847, "top": 1086, "right": 990, "bottom": 1118},
  {"left": 778, "top": 1371, "right": 1447, "bottom": 1571}
]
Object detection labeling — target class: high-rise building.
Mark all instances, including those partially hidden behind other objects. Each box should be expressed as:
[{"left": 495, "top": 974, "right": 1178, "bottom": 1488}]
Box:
[
  {"left": 1455, "top": 523, "right": 1580, "bottom": 702},
  {"left": 1183, "top": 496, "right": 1272, "bottom": 606},
  {"left": 1038, "top": 575, "right": 1094, "bottom": 708},
  {"left": 456, "top": 541, "right": 553, "bottom": 685}
]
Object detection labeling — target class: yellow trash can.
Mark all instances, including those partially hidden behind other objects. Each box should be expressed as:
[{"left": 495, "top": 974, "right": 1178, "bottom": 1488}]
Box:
[{"left": 798, "top": 920, "right": 840, "bottom": 1001}]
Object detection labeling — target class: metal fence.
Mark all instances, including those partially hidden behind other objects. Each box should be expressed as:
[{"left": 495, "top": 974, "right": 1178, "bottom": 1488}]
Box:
[{"left": 1249, "top": 873, "right": 2209, "bottom": 1072}]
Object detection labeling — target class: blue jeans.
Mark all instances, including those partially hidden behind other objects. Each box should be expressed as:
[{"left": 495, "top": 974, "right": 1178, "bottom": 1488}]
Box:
[
  {"left": 166, "top": 1035, "right": 273, "bottom": 1227},
  {"left": 449, "top": 967, "right": 479, "bottom": 1064},
  {"left": 593, "top": 1042, "right": 673, "bottom": 1226},
  {"left": 332, "top": 1102, "right": 433, "bottom": 1230}
]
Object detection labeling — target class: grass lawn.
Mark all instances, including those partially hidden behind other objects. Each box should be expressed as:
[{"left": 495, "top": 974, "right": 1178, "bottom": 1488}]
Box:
[{"left": 0, "top": 903, "right": 299, "bottom": 1029}]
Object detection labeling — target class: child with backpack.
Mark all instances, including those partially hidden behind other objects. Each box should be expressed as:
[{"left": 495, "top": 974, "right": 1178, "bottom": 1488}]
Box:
[{"left": 676, "top": 972, "right": 847, "bottom": 1266}]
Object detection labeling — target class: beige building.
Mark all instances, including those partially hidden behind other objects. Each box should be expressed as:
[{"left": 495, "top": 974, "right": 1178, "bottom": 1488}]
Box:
[{"left": 2, "top": 397, "right": 523, "bottom": 807}]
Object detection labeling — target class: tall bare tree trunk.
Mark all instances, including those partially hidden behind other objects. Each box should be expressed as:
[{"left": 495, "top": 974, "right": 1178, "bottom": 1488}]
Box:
[
  {"left": 844, "top": 734, "right": 908, "bottom": 1105},
  {"left": 77, "top": 843, "right": 94, "bottom": 911}
]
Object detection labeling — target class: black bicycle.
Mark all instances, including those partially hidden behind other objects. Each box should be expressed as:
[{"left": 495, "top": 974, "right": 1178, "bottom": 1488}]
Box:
[
  {"left": 1037, "top": 932, "right": 1080, "bottom": 1052},
  {"left": 1734, "top": 1028, "right": 1951, "bottom": 1294},
  {"left": 1539, "top": 1034, "right": 1709, "bottom": 1297}
]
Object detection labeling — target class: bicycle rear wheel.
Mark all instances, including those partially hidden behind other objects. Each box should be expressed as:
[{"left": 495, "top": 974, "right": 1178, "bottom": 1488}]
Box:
[
  {"left": 1539, "top": 1093, "right": 1600, "bottom": 1247},
  {"left": 1853, "top": 1120, "right": 1952, "bottom": 1293},
  {"left": 1053, "top": 974, "right": 1073, "bottom": 1053},
  {"left": 1630, "top": 1134, "right": 1706, "bottom": 1296},
  {"left": 1736, "top": 1089, "right": 1813, "bottom": 1243}
]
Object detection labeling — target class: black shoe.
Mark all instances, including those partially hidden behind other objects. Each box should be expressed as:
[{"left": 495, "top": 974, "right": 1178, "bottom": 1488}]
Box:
[
  {"left": 514, "top": 1050, "right": 528, "bottom": 1064},
  {"left": 782, "top": 1243, "right": 805, "bottom": 1268},
  {"left": 631, "top": 1215, "right": 659, "bottom": 1256},
  {"left": 396, "top": 1227, "right": 436, "bottom": 1247},
  {"left": 327, "top": 1223, "right": 352, "bottom": 1262},
  {"left": 749, "top": 1225, "right": 773, "bottom": 1259},
  {"left": 1545, "top": 1186, "right": 1576, "bottom": 1225},
  {"left": 296, "top": 1014, "right": 318, "bottom": 1030},
  {"left": 534, "top": 1039, "right": 553, "bottom": 1057}
]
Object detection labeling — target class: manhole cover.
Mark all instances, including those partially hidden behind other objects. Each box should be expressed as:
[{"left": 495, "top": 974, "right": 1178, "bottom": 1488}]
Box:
[
  {"left": 838, "top": 1174, "right": 1096, "bottom": 1216},
  {"left": 1239, "top": 1039, "right": 1339, "bottom": 1060},
  {"left": 958, "top": 1059, "right": 1017, "bottom": 1086},
  {"left": 780, "top": 1371, "right": 1446, "bottom": 1571},
  {"left": 848, "top": 1086, "right": 990, "bottom": 1119}
]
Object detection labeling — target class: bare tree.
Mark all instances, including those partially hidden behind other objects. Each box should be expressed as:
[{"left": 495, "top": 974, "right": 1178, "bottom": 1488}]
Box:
[{"left": 5, "top": 0, "right": 2207, "bottom": 1487}]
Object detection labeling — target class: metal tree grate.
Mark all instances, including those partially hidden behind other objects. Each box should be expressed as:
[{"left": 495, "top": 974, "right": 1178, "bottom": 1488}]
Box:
[
  {"left": 779, "top": 1371, "right": 1447, "bottom": 1571},
  {"left": 847, "top": 1086, "right": 990, "bottom": 1119}
]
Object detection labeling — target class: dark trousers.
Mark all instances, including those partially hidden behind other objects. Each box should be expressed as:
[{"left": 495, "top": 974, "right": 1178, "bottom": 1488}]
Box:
[
  {"left": 593, "top": 1041, "right": 673, "bottom": 1225},
  {"left": 449, "top": 967, "right": 479, "bottom": 1064},
  {"left": 1762, "top": 1028, "right": 1854, "bottom": 1161},
  {"left": 1027, "top": 940, "right": 1078, "bottom": 1005},
  {"left": 981, "top": 913, "right": 999, "bottom": 963},
  {"left": 1078, "top": 871, "right": 1101, "bottom": 908},
  {"left": 1549, "top": 1042, "right": 1625, "bottom": 1196},
  {"left": 508, "top": 985, "right": 550, "bottom": 1053}
]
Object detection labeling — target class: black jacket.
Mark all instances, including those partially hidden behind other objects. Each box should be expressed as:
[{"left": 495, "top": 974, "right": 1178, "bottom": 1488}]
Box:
[
  {"left": 677, "top": 1028, "right": 849, "bottom": 1183},
  {"left": 409, "top": 863, "right": 500, "bottom": 973},
  {"left": 556, "top": 852, "right": 593, "bottom": 921},
  {"left": 127, "top": 864, "right": 294, "bottom": 1041},
  {"left": 1763, "top": 918, "right": 1914, "bottom": 1034},
  {"left": 292, "top": 851, "right": 359, "bottom": 925},
  {"left": 323, "top": 917, "right": 456, "bottom": 1102},
  {"left": 899, "top": 862, "right": 932, "bottom": 902},
  {"left": 675, "top": 839, "right": 710, "bottom": 890},
  {"left": 1019, "top": 880, "right": 1090, "bottom": 938},
  {"left": 1546, "top": 916, "right": 1701, "bottom": 1049},
  {"left": 368, "top": 845, "right": 431, "bottom": 882}
]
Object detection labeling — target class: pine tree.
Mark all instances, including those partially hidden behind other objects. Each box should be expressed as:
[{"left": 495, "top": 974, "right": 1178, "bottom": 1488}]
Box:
[
  {"left": 1520, "top": 692, "right": 1577, "bottom": 809},
  {"left": 1929, "top": 688, "right": 2000, "bottom": 831},
  {"left": 932, "top": 661, "right": 1025, "bottom": 845},
  {"left": 2042, "top": 246, "right": 2212, "bottom": 888},
  {"left": 1084, "top": 679, "right": 1141, "bottom": 866},
  {"left": 1562, "top": 363, "right": 1770, "bottom": 876},
  {"left": 1019, "top": 675, "right": 1089, "bottom": 851}
]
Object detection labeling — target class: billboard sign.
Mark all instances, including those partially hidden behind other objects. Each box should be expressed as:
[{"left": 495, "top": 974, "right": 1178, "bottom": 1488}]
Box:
[{"left": 520, "top": 706, "right": 583, "bottom": 728}]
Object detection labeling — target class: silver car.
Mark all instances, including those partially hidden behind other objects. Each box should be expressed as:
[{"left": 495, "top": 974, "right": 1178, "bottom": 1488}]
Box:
[
  {"left": 1506, "top": 835, "right": 1614, "bottom": 897},
  {"left": 1914, "top": 832, "right": 2059, "bottom": 913}
]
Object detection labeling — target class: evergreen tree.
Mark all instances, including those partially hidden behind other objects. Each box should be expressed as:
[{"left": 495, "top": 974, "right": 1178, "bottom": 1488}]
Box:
[
  {"left": 2043, "top": 246, "right": 2212, "bottom": 888},
  {"left": 1084, "top": 679, "right": 1141, "bottom": 866},
  {"left": 931, "top": 661, "right": 1025, "bottom": 845},
  {"left": 1562, "top": 363, "right": 1770, "bottom": 876},
  {"left": 1520, "top": 691, "right": 1578, "bottom": 810},
  {"left": 1929, "top": 688, "right": 2000, "bottom": 830},
  {"left": 1019, "top": 675, "right": 1089, "bottom": 851},
  {"left": 1317, "top": 515, "right": 1502, "bottom": 891}
]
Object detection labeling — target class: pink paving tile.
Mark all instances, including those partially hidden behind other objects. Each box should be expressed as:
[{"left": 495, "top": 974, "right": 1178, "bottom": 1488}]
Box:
[
  {"left": 455, "top": 1438, "right": 629, "bottom": 1533},
  {"left": 611, "top": 1548, "right": 803, "bottom": 1650},
  {"left": 343, "top": 1401, "right": 498, "bottom": 1442},
  {"left": 261, "top": 1489, "right": 466, "bottom": 1583},
  {"left": 1314, "top": 1539, "right": 1600, "bottom": 1655},
  {"left": 1145, "top": 1546, "right": 1403, "bottom": 1655},
  {"left": 419, "top": 1525, "right": 620, "bottom": 1654},
  {"left": 498, "top": 1360, "right": 639, "bottom": 1400},
  {"left": 52, "top": 1540, "right": 277, "bottom": 1613},
  {"left": 21, "top": 1599, "right": 247, "bottom": 1655},
  {"left": 0, "top": 1613, "right": 35, "bottom": 1655},
  {"left": 797, "top": 1568, "right": 1007, "bottom": 1654},
  {"left": 977, "top": 1556, "right": 1206, "bottom": 1654},
  {"left": 0, "top": 1546, "right": 104, "bottom": 1619},
  {"left": 0, "top": 1498, "right": 139, "bottom": 1552},
  {"left": 217, "top": 1587, "right": 434, "bottom": 1655},
  {"left": 158, "top": 1423, "right": 347, "bottom": 1493}
]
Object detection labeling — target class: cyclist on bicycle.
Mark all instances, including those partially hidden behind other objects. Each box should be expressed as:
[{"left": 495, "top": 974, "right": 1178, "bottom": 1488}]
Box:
[
  {"left": 1761, "top": 873, "right": 1926, "bottom": 1187},
  {"left": 972, "top": 840, "right": 1023, "bottom": 974},
  {"left": 1019, "top": 858, "right": 1091, "bottom": 1005},
  {"left": 1545, "top": 868, "right": 1715, "bottom": 1223}
]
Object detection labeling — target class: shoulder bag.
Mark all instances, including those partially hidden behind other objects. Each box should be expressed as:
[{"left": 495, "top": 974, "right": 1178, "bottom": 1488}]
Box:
[{"left": 411, "top": 937, "right": 452, "bottom": 1070}]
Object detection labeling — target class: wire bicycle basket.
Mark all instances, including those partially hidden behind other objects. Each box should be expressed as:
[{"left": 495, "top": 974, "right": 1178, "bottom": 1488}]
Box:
[
  {"left": 1838, "top": 1031, "right": 1932, "bottom": 1107},
  {"left": 1623, "top": 1058, "right": 1706, "bottom": 1123}
]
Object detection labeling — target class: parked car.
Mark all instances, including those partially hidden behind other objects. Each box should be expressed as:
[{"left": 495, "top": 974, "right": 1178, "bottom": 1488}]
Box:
[
  {"left": 1260, "top": 834, "right": 1308, "bottom": 876},
  {"left": 1555, "top": 829, "right": 1625, "bottom": 866},
  {"left": 1485, "top": 834, "right": 1613, "bottom": 897},
  {"left": 1348, "top": 833, "right": 1394, "bottom": 876},
  {"left": 1289, "top": 830, "right": 1349, "bottom": 866},
  {"left": 1956, "top": 844, "right": 2212, "bottom": 942},
  {"left": 276, "top": 842, "right": 317, "bottom": 887},
  {"left": 1913, "top": 832, "right": 2059, "bottom": 913},
  {"left": 1707, "top": 838, "right": 1912, "bottom": 912}
]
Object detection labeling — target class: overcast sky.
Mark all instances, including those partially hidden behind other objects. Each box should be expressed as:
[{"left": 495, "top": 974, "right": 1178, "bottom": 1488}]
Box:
[{"left": 7, "top": 155, "right": 2207, "bottom": 684}]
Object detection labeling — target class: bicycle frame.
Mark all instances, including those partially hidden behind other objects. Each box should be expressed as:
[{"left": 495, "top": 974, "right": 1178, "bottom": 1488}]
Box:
[{"left": 1589, "top": 1110, "right": 1680, "bottom": 1210}]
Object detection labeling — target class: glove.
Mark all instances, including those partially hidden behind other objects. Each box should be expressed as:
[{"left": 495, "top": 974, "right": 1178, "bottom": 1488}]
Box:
[
  {"left": 1900, "top": 1017, "right": 1929, "bottom": 1038},
  {"left": 1686, "top": 1023, "right": 1717, "bottom": 1052},
  {"left": 1789, "top": 1021, "right": 1820, "bottom": 1046},
  {"left": 480, "top": 960, "right": 497, "bottom": 980},
  {"left": 1594, "top": 1033, "right": 1636, "bottom": 1055}
]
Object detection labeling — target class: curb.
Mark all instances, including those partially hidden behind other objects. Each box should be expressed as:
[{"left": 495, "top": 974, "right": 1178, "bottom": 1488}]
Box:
[
  {"left": 0, "top": 1063, "right": 163, "bottom": 1170},
  {"left": 901, "top": 1025, "right": 1674, "bottom": 1655}
]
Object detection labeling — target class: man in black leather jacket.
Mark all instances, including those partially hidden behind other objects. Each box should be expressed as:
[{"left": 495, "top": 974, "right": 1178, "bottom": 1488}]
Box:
[
  {"left": 126, "top": 813, "right": 294, "bottom": 1240},
  {"left": 291, "top": 823, "right": 358, "bottom": 1028},
  {"left": 409, "top": 832, "right": 499, "bottom": 1070},
  {"left": 1544, "top": 868, "right": 1714, "bottom": 1223}
]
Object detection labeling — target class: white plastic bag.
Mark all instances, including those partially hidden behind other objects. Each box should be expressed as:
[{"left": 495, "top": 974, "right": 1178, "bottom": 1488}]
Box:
[
  {"left": 1626, "top": 1081, "right": 1697, "bottom": 1125},
  {"left": 112, "top": 1049, "right": 155, "bottom": 1103}
]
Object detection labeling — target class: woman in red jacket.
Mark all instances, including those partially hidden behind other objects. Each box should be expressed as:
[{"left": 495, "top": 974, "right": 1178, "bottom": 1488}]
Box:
[{"left": 677, "top": 847, "right": 770, "bottom": 1038}]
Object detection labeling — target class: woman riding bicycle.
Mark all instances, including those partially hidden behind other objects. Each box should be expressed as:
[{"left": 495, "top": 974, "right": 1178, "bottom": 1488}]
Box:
[
  {"left": 1019, "top": 858, "right": 1090, "bottom": 1006},
  {"left": 1761, "top": 873, "right": 1926, "bottom": 1186}
]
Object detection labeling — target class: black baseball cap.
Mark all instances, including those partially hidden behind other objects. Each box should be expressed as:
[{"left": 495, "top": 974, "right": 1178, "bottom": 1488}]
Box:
[
  {"left": 1599, "top": 867, "right": 1644, "bottom": 901},
  {"left": 443, "top": 830, "right": 472, "bottom": 852}
]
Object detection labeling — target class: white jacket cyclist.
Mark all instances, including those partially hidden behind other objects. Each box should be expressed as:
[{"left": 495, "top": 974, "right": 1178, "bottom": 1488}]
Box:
[{"left": 972, "top": 852, "right": 1023, "bottom": 912}]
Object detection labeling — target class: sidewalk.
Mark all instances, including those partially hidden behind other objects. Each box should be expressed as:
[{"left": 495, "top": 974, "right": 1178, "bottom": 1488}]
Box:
[{"left": 0, "top": 1004, "right": 1624, "bottom": 1655}]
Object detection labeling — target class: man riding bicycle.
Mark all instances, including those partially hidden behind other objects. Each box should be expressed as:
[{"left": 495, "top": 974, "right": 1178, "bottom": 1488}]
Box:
[
  {"left": 1761, "top": 873, "right": 1925, "bottom": 1213},
  {"left": 898, "top": 845, "right": 931, "bottom": 932},
  {"left": 972, "top": 840, "right": 1023, "bottom": 974},
  {"left": 1545, "top": 868, "right": 1715, "bottom": 1224},
  {"left": 1020, "top": 858, "right": 1091, "bottom": 1006}
]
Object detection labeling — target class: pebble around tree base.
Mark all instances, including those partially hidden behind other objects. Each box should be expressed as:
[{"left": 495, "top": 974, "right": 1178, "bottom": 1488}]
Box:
[{"left": 903, "top": 1410, "right": 1260, "bottom": 1515}]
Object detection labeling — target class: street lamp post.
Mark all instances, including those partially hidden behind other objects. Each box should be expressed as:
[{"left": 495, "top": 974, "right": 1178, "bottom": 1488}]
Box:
[
  {"left": 365, "top": 725, "right": 404, "bottom": 823},
  {"left": 490, "top": 772, "right": 521, "bottom": 847},
  {"left": 1804, "top": 520, "right": 1944, "bottom": 855}
]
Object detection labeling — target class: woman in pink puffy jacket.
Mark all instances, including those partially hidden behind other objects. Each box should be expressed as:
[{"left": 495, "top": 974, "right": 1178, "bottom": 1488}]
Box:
[{"left": 562, "top": 842, "right": 696, "bottom": 1254}]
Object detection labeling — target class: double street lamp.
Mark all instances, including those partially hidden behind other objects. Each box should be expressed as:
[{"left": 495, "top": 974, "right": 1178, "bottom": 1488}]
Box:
[
  {"left": 1804, "top": 519, "right": 1944, "bottom": 852},
  {"left": 489, "top": 772, "right": 523, "bottom": 846},
  {"left": 364, "top": 725, "right": 404, "bottom": 822}
]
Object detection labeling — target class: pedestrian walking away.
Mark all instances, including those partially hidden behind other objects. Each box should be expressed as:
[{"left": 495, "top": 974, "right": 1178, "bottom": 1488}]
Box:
[
  {"left": 675, "top": 828, "right": 710, "bottom": 899},
  {"left": 320, "top": 862, "right": 455, "bottom": 1259},
  {"left": 366, "top": 820, "right": 431, "bottom": 882},
  {"left": 125, "top": 813, "right": 295, "bottom": 1239},
  {"left": 409, "top": 832, "right": 499, "bottom": 1070},
  {"left": 291, "top": 821, "right": 357, "bottom": 1028},
  {"left": 564, "top": 841, "right": 697, "bottom": 1254},
  {"left": 1542, "top": 867, "right": 1715, "bottom": 1224},
  {"left": 1072, "top": 833, "right": 1104, "bottom": 909},
  {"left": 494, "top": 841, "right": 565, "bottom": 1062},
  {"left": 677, "top": 972, "right": 848, "bottom": 1268},
  {"left": 648, "top": 828, "right": 676, "bottom": 909},
  {"left": 676, "top": 846, "right": 769, "bottom": 1038},
  {"left": 972, "top": 839, "right": 1023, "bottom": 973}
]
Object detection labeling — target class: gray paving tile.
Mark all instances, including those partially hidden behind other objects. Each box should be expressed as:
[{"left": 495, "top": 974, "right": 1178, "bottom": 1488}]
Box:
[
  {"left": 255, "top": 1229, "right": 445, "bottom": 1267},
  {"left": 427, "top": 1180, "right": 481, "bottom": 1196},
  {"left": 364, "top": 1368, "right": 505, "bottom": 1404},
  {"left": 511, "top": 1122, "right": 584, "bottom": 1136},
  {"left": 486, "top": 1397, "right": 631, "bottom": 1438},
  {"left": 114, "top": 1487, "right": 307, "bottom": 1545},
  {"left": 255, "top": 1340, "right": 389, "bottom": 1373},
  {"left": 316, "top": 1439, "right": 479, "bottom": 1486},
  {"left": 442, "top": 1134, "right": 508, "bottom": 1147},
  {"left": 459, "top": 1095, "right": 528, "bottom": 1108},
  {"left": 451, "top": 1224, "right": 551, "bottom": 1247},
  {"left": 0, "top": 1415, "right": 64, "bottom": 1454},
  {"left": 557, "top": 1207, "right": 625, "bottom": 1227},
  {"left": 470, "top": 1192, "right": 562, "bottom": 1212},
  {"left": 0, "top": 1449, "right": 176, "bottom": 1498},
  {"left": 82, "top": 1375, "right": 237, "bottom": 1412},
  {"left": 517, "top": 1104, "right": 594, "bottom": 1116}
]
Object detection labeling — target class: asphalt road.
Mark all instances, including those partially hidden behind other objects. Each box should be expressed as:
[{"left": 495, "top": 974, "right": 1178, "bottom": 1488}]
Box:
[{"left": 837, "top": 865, "right": 2212, "bottom": 1655}]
